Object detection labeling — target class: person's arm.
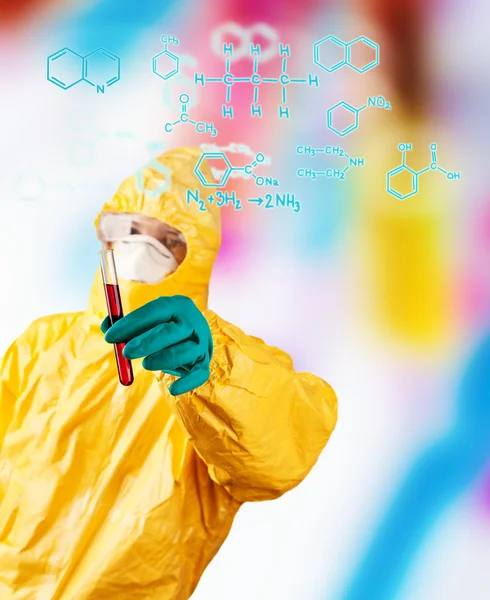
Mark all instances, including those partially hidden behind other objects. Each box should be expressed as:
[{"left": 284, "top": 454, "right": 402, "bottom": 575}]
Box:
[
  {"left": 156, "top": 309, "right": 338, "bottom": 502},
  {"left": 103, "top": 296, "right": 338, "bottom": 502}
]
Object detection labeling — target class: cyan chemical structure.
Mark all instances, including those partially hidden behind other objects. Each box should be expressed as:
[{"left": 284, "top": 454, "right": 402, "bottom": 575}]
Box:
[
  {"left": 152, "top": 35, "right": 180, "bottom": 81},
  {"left": 387, "top": 143, "right": 462, "bottom": 200},
  {"left": 313, "top": 35, "right": 379, "bottom": 73},
  {"left": 186, "top": 189, "right": 300, "bottom": 213},
  {"left": 165, "top": 94, "right": 217, "bottom": 136},
  {"left": 327, "top": 95, "right": 391, "bottom": 137},
  {"left": 194, "top": 152, "right": 279, "bottom": 188},
  {"left": 194, "top": 34, "right": 379, "bottom": 120},
  {"left": 296, "top": 145, "right": 365, "bottom": 180},
  {"left": 47, "top": 47, "right": 120, "bottom": 93},
  {"left": 194, "top": 42, "right": 319, "bottom": 119}
]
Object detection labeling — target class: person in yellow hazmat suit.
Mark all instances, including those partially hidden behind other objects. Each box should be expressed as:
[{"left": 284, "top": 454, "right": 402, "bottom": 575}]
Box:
[{"left": 0, "top": 147, "right": 338, "bottom": 600}]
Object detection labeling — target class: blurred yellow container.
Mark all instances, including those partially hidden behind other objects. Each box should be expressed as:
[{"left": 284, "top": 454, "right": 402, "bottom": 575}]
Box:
[{"left": 354, "top": 113, "right": 456, "bottom": 349}]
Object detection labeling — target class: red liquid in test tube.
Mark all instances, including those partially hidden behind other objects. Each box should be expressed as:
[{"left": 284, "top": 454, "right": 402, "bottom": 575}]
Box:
[{"left": 99, "top": 249, "right": 134, "bottom": 386}]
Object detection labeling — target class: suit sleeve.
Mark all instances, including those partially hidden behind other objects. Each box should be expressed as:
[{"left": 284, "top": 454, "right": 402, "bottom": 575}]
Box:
[{"left": 158, "top": 309, "right": 338, "bottom": 503}]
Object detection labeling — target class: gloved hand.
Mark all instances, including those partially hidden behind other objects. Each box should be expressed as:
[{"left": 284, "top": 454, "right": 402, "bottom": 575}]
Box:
[{"left": 101, "top": 295, "right": 213, "bottom": 396}]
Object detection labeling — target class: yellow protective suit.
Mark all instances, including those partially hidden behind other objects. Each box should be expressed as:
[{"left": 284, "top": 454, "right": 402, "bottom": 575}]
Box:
[{"left": 0, "top": 147, "right": 338, "bottom": 600}]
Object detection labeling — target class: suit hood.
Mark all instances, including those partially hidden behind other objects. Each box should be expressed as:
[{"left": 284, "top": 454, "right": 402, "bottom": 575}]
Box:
[{"left": 86, "top": 146, "right": 221, "bottom": 323}]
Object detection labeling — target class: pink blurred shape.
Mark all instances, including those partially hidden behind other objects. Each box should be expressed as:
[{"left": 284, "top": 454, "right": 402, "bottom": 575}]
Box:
[{"left": 459, "top": 201, "right": 490, "bottom": 324}]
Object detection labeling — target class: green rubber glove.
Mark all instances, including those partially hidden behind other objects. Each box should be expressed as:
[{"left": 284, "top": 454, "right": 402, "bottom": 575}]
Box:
[{"left": 101, "top": 295, "right": 213, "bottom": 396}]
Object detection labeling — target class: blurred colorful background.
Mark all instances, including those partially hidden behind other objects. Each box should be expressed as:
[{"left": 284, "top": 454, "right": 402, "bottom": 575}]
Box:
[{"left": 1, "top": 0, "right": 489, "bottom": 598}]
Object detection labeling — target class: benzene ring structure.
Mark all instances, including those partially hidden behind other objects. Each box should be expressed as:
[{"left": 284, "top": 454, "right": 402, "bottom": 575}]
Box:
[{"left": 313, "top": 35, "right": 379, "bottom": 74}]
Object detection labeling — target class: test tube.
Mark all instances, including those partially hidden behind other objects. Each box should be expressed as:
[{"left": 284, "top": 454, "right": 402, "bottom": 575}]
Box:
[{"left": 99, "top": 249, "right": 134, "bottom": 386}]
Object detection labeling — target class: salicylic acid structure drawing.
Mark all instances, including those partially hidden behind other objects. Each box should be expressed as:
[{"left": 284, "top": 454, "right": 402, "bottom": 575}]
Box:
[
  {"left": 296, "top": 145, "right": 365, "bottom": 180},
  {"left": 387, "top": 143, "right": 462, "bottom": 200},
  {"left": 47, "top": 48, "right": 120, "bottom": 93}
]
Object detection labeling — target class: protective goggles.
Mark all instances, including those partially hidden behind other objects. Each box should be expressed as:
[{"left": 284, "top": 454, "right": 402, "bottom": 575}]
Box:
[{"left": 98, "top": 212, "right": 186, "bottom": 245}]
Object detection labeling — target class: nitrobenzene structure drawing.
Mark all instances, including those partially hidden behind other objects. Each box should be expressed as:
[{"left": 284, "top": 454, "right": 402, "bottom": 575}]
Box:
[
  {"left": 194, "top": 152, "right": 279, "bottom": 188},
  {"left": 47, "top": 47, "right": 121, "bottom": 93},
  {"left": 152, "top": 35, "right": 180, "bottom": 81},
  {"left": 165, "top": 94, "right": 217, "bottom": 136},
  {"left": 327, "top": 95, "right": 391, "bottom": 137},
  {"left": 313, "top": 35, "right": 379, "bottom": 73},
  {"left": 296, "top": 145, "right": 365, "bottom": 180},
  {"left": 387, "top": 143, "right": 462, "bottom": 200}
]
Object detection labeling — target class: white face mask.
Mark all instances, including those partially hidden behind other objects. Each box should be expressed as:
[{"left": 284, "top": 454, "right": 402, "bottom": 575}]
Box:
[{"left": 113, "top": 234, "right": 178, "bottom": 285}]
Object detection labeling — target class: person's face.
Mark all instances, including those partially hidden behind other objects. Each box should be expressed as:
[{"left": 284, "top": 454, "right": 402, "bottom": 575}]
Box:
[{"left": 98, "top": 212, "right": 187, "bottom": 265}]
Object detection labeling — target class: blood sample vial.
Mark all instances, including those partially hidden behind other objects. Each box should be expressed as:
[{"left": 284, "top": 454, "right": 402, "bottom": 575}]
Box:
[{"left": 99, "top": 249, "right": 134, "bottom": 386}]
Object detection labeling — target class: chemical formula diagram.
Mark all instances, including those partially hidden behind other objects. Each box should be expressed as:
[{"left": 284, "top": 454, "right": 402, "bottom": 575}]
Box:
[
  {"left": 46, "top": 32, "right": 381, "bottom": 127},
  {"left": 313, "top": 35, "right": 379, "bottom": 73},
  {"left": 327, "top": 95, "right": 391, "bottom": 137},
  {"left": 165, "top": 94, "right": 217, "bottom": 136},
  {"left": 152, "top": 35, "right": 180, "bottom": 80},
  {"left": 296, "top": 145, "right": 365, "bottom": 180},
  {"left": 47, "top": 47, "right": 120, "bottom": 93},
  {"left": 194, "top": 34, "right": 379, "bottom": 119},
  {"left": 187, "top": 189, "right": 300, "bottom": 213},
  {"left": 387, "top": 143, "right": 461, "bottom": 200},
  {"left": 194, "top": 151, "right": 279, "bottom": 188},
  {"left": 188, "top": 144, "right": 298, "bottom": 212},
  {"left": 194, "top": 42, "right": 318, "bottom": 120}
]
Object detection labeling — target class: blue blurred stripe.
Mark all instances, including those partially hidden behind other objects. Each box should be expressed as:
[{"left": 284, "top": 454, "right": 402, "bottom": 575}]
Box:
[
  {"left": 47, "top": 0, "right": 187, "bottom": 54},
  {"left": 275, "top": 131, "right": 352, "bottom": 259},
  {"left": 339, "top": 333, "right": 490, "bottom": 600}
]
